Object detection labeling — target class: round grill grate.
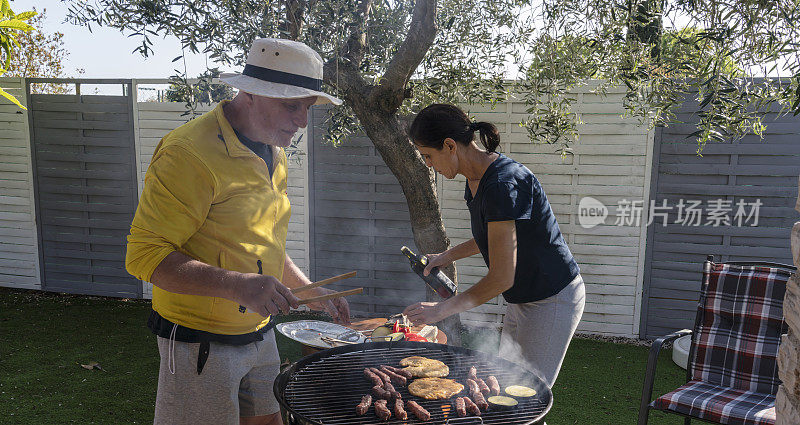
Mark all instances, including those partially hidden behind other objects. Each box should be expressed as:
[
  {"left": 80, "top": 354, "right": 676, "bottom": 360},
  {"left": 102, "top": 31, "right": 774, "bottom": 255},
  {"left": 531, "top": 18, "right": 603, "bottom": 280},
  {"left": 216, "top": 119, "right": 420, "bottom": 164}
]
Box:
[{"left": 275, "top": 342, "right": 552, "bottom": 425}]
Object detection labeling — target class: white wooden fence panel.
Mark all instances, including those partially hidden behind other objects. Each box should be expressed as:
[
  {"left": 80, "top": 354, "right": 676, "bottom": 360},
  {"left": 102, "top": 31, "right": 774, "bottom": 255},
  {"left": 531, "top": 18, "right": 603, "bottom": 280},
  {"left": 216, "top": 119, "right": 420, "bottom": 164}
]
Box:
[
  {"left": 0, "top": 78, "right": 41, "bottom": 289},
  {"left": 441, "top": 90, "right": 653, "bottom": 336},
  {"left": 134, "top": 101, "right": 309, "bottom": 298}
]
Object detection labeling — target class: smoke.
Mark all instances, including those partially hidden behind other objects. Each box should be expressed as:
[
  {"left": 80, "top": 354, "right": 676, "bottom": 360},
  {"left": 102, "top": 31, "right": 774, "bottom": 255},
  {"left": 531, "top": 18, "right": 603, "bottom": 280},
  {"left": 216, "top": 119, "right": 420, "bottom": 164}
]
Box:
[
  {"left": 497, "top": 334, "right": 545, "bottom": 386},
  {"left": 464, "top": 324, "right": 544, "bottom": 386}
]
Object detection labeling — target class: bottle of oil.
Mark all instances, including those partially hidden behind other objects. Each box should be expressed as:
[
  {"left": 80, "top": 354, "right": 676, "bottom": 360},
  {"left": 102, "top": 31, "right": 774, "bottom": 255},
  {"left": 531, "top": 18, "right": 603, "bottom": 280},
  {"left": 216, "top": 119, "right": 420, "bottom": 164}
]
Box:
[{"left": 401, "top": 246, "right": 457, "bottom": 299}]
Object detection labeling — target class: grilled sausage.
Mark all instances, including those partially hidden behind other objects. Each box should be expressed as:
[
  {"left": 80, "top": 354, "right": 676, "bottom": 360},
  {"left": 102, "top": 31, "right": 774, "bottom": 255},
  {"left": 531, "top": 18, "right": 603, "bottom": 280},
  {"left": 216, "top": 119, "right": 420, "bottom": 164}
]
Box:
[
  {"left": 466, "top": 378, "right": 480, "bottom": 395},
  {"left": 383, "top": 382, "right": 402, "bottom": 400},
  {"left": 406, "top": 400, "right": 431, "bottom": 421},
  {"left": 374, "top": 399, "right": 391, "bottom": 421},
  {"left": 383, "top": 364, "right": 413, "bottom": 380},
  {"left": 468, "top": 365, "right": 478, "bottom": 382},
  {"left": 486, "top": 375, "right": 501, "bottom": 396},
  {"left": 393, "top": 399, "right": 408, "bottom": 420},
  {"left": 476, "top": 377, "right": 491, "bottom": 396},
  {"left": 370, "top": 367, "right": 393, "bottom": 385},
  {"left": 356, "top": 394, "right": 372, "bottom": 416},
  {"left": 364, "top": 368, "right": 383, "bottom": 387},
  {"left": 453, "top": 397, "right": 467, "bottom": 417},
  {"left": 463, "top": 396, "right": 481, "bottom": 416},
  {"left": 379, "top": 365, "right": 408, "bottom": 386},
  {"left": 471, "top": 390, "right": 489, "bottom": 411},
  {"left": 371, "top": 385, "right": 391, "bottom": 400}
]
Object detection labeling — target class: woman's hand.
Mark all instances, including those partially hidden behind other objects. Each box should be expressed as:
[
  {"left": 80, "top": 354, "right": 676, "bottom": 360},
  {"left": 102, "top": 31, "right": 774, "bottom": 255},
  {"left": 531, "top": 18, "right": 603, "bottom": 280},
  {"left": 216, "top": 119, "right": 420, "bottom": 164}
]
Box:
[
  {"left": 423, "top": 252, "right": 452, "bottom": 276},
  {"left": 403, "top": 301, "right": 447, "bottom": 325},
  {"left": 305, "top": 288, "right": 351, "bottom": 325}
]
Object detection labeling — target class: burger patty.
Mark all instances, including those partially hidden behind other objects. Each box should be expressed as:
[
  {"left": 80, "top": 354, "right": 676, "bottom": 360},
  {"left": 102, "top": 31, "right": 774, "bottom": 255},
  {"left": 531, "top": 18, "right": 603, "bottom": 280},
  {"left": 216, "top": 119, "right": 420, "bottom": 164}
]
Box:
[
  {"left": 408, "top": 377, "right": 464, "bottom": 400},
  {"left": 398, "top": 356, "right": 449, "bottom": 378}
]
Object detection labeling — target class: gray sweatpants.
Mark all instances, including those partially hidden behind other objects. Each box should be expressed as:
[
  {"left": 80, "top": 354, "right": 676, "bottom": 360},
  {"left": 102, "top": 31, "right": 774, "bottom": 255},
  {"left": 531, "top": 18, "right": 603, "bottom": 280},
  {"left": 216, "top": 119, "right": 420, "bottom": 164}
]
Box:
[{"left": 498, "top": 274, "right": 585, "bottom": 388}]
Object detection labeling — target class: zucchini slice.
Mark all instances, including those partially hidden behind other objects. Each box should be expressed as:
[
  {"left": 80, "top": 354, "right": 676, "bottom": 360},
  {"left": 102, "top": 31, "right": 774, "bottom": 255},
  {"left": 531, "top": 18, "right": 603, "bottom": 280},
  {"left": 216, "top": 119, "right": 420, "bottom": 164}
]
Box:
[
  {"left": 504, "top": 385, "right": 537, "bottom": 398},
  {"left": 487, "top": 395, "right": 519, "bottom": 410}
]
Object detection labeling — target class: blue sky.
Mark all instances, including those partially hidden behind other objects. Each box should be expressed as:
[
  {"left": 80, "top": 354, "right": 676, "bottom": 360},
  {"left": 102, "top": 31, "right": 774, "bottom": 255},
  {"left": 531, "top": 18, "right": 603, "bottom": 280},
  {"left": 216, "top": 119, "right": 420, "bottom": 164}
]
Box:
[{"left": 17, "top": 0, "right": 231, "bottom": 79}]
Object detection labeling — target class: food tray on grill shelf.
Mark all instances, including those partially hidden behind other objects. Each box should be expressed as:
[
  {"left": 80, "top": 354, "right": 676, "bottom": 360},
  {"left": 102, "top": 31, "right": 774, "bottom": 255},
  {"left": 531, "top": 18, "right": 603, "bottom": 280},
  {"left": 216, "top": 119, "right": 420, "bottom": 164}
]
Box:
[{"left": 274, "top": 341, "right": 552, "bottom": 425}]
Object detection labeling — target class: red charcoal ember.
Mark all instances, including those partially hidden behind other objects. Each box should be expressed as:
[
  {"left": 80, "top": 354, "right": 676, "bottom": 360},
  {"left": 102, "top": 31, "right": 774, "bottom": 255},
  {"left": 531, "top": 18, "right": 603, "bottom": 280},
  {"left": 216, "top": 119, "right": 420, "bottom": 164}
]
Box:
[
  {"left": 476, "top": 378, "right": 491, "bottom": 396},
  {"left": 356, "top": 394, "right": 372, "bottom": 416},
  {"left": 393, "top": 399, "right": 408, "bottom": 420},
  {"left": 453, "top": 397, "right": 467, "bottom": 417},
  {"left": 374, "top": 399, "right": 391, "bottom": 421},
  {"left": 463, "top": 396, "right": 481, "bottom": 416},
  {"left": 486, "top": 376, "right": 501, "bottom": 396},
  {"left": 406, "top": 401, "right": 431, "bottom": 421}
]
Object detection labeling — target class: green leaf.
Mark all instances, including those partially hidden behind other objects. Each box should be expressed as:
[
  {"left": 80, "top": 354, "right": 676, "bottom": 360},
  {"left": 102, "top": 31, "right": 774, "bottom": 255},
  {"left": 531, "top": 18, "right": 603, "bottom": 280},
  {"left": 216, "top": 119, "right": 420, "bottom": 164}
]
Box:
[
  {"left": 699, "top": 92, "right": 715, "bottom": 109},
  {"left": 0, "top": 19, "right": 35, "bottom": 31},
  {"left": 0, "top": 87, "right": 26, "bottom": 110},
  {"left": 13, "top": 11, "right": 37, "bottom": 20}
]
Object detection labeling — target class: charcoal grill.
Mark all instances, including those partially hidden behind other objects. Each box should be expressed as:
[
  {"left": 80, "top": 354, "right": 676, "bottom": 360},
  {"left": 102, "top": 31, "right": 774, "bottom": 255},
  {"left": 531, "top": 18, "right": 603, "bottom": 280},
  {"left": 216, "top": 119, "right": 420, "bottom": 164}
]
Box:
[{"left": 274, "top": 341, "right": 552, "bottom": 425}]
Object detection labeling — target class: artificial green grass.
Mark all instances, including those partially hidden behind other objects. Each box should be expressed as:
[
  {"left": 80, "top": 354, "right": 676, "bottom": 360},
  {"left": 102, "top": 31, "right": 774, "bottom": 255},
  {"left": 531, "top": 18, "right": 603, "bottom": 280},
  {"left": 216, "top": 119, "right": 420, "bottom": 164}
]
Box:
[{"left": 1, "top": 287, "right": 686, "bottom": 424}]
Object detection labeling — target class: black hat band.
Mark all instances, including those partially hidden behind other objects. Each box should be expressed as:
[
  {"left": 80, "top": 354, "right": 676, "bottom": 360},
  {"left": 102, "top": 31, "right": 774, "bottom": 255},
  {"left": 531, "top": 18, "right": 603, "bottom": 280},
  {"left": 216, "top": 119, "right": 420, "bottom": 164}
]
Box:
[{"left": 242, "top": 64, "right": 322, "bottom": 92}]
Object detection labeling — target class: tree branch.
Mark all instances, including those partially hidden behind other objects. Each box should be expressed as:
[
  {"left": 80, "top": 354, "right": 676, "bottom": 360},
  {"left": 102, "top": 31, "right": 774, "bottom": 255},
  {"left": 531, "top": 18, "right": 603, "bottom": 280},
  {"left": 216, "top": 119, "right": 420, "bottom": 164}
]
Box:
[
  {"left": 323, "top": 55, "right": 369, "bottom": 106},
  {"left": 370, "top": 0, "right": 437, "bottom": 114},
  {"left": 342, "top": 0, "right": 372, "bottom": 66},
  {"left": 281, "top": 0, "right": 307, "bottom": 40}
]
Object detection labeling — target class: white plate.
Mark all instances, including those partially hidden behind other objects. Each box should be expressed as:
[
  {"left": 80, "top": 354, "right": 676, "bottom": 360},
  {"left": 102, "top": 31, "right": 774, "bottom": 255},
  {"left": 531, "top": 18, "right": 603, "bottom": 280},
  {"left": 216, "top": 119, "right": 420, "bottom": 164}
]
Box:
[{"left": 276, "top": 320, "right": 366, "bottom": 349}]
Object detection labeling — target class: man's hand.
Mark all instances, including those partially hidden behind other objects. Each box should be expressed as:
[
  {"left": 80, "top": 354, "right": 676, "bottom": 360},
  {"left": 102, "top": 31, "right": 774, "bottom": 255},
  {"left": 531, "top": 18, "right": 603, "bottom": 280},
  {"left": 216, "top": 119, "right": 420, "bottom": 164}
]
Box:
[
  {"left": 423, "top": 253, "right": 452, "bottom": 276},
  {"left": 305, "top": 288, "right": 351, "bottom": 325},
  {"left": 230, "top": 273, "right": 300, "bottom": 318}
]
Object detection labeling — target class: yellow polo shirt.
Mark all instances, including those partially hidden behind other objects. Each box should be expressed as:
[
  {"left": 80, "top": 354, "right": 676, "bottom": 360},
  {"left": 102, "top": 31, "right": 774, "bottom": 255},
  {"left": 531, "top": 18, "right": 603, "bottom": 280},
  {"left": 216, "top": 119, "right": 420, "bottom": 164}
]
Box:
[{"left": 126, "top": 101, "right": 290, "bottom": 335}]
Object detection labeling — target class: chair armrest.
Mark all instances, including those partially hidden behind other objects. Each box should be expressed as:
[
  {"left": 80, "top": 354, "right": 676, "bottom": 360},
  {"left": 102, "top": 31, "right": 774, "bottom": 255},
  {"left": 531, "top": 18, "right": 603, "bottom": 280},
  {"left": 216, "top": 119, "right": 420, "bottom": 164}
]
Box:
[{"left": 636, "top": 329, "right": 692, "bottom": 425}]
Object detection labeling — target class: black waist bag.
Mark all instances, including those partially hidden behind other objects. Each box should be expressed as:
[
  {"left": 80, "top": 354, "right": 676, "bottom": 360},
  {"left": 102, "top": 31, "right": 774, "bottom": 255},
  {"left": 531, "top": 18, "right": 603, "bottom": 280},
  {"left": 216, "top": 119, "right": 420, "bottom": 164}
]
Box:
[{"left": 148, "top": 310, "right": 278, "bottom": 374}]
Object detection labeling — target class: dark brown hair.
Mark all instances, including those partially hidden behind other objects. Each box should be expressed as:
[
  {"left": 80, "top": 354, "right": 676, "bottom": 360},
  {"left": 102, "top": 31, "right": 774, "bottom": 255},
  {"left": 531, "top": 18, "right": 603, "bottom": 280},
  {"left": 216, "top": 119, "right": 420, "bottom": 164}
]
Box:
[{"left": 409, "top": 103, "right": 500, "bottom": 153}]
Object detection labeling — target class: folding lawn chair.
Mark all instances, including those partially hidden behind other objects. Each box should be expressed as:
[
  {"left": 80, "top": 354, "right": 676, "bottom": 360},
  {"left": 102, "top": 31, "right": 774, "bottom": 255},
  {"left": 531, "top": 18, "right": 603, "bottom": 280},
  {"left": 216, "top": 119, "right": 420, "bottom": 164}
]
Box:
[{"left": 638, "top": 255, "right": 796, "bottom": 425}]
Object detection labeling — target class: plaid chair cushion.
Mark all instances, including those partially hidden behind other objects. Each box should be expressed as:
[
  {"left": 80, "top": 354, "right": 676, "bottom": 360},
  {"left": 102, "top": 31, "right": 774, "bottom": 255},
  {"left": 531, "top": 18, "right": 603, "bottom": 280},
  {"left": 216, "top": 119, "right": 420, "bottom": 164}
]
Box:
[
  {"left": 690, "top": 264, "right": 789, "bottom": 394},
  {"left": 652, "top": 380, "right": 775, "bottom": 425}
]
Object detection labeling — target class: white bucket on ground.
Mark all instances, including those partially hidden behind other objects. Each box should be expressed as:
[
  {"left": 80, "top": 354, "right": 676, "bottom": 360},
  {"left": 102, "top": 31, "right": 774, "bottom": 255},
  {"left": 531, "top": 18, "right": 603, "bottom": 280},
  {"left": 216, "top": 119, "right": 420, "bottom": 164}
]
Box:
[{"left": 672, "top": 334, "right": 691, "bottom": 369}]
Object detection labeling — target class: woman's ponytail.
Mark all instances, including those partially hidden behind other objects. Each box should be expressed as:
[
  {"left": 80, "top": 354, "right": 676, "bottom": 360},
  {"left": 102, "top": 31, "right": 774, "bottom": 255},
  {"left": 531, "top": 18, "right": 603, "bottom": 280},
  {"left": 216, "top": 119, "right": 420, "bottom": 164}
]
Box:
[
  {"left": 410, "top": 104, "right": 502, "bottom": 153},
  {"left": 473, "top": 122, "right": 500, "bottom": 153}
]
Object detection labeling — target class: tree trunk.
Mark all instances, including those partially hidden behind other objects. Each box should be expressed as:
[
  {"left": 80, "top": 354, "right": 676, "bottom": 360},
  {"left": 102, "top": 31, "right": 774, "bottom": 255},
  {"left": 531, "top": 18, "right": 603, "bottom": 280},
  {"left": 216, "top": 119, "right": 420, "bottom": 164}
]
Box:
[
  {"left": 319, "top": 0, "right": 462, "bottom": 345},
  {"left": 349, "top": 104, "right": 463, "bottom": 346}
]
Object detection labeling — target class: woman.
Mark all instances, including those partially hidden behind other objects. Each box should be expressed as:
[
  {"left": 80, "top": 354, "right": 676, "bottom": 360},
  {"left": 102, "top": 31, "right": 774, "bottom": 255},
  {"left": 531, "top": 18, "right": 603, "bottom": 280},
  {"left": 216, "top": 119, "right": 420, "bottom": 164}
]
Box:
[{"left": 402, "top": 103, "right": 585, "bottom": 388}]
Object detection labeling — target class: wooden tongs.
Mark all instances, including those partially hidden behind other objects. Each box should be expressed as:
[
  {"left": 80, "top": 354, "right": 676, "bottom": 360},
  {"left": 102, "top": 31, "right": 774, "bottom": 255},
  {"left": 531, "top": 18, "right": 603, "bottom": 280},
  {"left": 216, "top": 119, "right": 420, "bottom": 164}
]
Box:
[{"left": 294, "top": 271, "right": 362, "bottom": 305}]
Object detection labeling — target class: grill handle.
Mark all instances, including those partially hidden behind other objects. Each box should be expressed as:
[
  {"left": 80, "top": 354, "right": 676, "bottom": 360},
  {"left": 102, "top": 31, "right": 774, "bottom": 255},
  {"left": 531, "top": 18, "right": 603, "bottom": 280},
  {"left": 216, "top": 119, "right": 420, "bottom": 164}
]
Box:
[{"left": 445, "top": 418, "right": 484, "bottom": 425}]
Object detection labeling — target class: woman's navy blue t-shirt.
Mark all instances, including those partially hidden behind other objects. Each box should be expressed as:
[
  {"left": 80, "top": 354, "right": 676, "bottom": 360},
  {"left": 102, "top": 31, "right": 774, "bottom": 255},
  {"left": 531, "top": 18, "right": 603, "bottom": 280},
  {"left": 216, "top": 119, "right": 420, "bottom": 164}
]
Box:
[{"left": 465, "top": 154, "right": 579, "bottom": 303}]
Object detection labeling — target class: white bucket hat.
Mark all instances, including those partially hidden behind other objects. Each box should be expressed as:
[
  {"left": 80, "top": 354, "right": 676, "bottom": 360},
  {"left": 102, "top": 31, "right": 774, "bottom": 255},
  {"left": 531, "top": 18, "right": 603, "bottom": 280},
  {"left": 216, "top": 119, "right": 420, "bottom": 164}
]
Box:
[{"left": 220, "top": 38, "right": 342, "bottom": 105}]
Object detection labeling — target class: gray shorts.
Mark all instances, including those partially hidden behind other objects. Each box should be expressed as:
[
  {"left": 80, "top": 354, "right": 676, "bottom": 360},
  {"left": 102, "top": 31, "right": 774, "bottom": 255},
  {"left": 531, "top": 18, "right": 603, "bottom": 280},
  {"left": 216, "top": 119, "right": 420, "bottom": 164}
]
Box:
[
  {"left": 499, "top": 274, "right": 585, "bottom": 388},
  {"left": 154, "top": 329, "right": 281, "bottom": 425}
]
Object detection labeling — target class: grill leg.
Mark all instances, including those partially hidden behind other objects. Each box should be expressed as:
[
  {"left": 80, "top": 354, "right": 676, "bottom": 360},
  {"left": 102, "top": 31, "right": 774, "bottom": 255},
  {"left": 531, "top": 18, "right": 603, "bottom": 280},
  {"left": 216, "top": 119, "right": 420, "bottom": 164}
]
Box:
[{"left": 684, "top": 417, "right": 691, "bottom": 425}]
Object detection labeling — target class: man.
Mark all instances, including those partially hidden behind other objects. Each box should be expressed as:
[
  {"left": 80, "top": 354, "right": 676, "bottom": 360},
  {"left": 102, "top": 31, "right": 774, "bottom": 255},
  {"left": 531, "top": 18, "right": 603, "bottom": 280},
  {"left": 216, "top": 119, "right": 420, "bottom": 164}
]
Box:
[{"left": 126, "top": 38, "right": 348, "bottom": 425}]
